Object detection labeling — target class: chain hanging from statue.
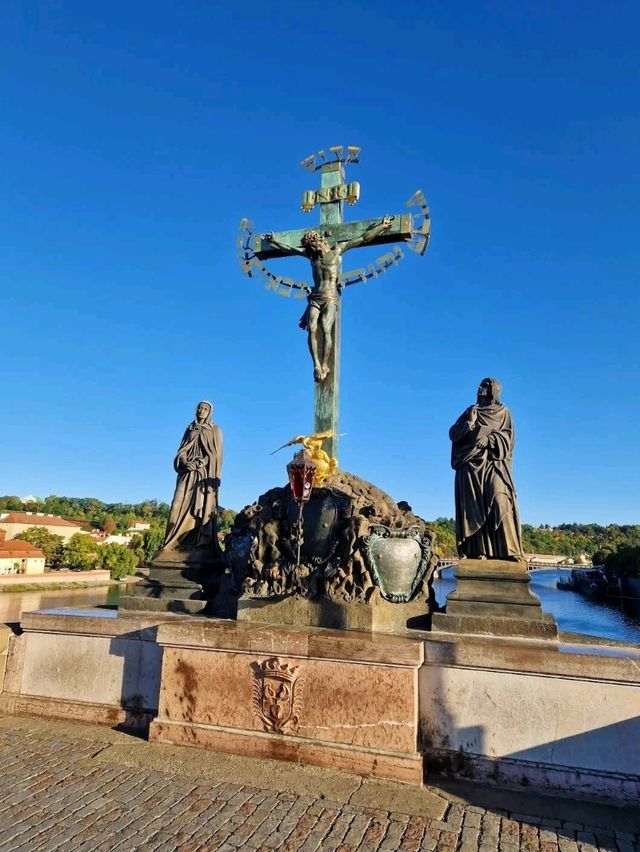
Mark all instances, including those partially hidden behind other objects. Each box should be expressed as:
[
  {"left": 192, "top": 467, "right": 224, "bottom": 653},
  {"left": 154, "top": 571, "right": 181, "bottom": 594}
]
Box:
[{"left": 281, "top": 432, "right": 348, "bottom": 597}]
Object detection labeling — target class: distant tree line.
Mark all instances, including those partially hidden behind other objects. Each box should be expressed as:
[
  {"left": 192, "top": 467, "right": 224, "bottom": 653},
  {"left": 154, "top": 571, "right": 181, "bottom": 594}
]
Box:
[
  {"left": 4, "top": 494, "right": 638, "bottom": 576},
  {"left": 0, "top": 494, "right": 171, "bottom": 533},
  {"left": 426, "top": 518, "right": 640, "bottom": 563}
]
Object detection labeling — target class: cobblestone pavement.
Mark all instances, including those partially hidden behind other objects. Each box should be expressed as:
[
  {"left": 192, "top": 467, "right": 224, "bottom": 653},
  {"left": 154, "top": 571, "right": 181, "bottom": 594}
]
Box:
[{"left": 0, "top": 717, "right": 637, "bottom": 851}]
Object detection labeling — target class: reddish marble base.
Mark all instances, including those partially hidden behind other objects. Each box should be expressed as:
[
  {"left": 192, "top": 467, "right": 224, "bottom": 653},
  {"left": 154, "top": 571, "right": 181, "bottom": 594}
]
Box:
[{"left": 149, "top": 620, "right": 425, "bottom": 784}]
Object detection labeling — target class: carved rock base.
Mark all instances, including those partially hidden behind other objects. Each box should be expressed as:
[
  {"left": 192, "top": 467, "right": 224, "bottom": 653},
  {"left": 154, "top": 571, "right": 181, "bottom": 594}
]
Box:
[
  {"left": 431, "top": 557, "right": 557, "bottom": 639},
  {"left": 237, "top": 595, "right": 429, "bottom": 633},
  {"left": 148, "top": 619, "right": 425, "bottom": 784}
]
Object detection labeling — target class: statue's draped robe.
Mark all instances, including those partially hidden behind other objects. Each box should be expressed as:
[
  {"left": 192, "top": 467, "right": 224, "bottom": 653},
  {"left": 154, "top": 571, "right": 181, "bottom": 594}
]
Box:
[
  {"left": 162, "top": 420, "right": 223, "bottom": 551},
  {"left": 449, "top": 403, "right": 522, "bottom": 559}
]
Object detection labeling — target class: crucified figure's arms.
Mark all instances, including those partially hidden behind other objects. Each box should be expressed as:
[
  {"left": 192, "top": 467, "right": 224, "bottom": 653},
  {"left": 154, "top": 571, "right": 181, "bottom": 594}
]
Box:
[
  {"left": 264, "top": 233, "right": 306, "bottom": 256},
  {"left": 262, "top": 233, "right": 311, "bottom": 292},
  {"left": 340, "top": 215, "right": 394, "bottom": 252}
]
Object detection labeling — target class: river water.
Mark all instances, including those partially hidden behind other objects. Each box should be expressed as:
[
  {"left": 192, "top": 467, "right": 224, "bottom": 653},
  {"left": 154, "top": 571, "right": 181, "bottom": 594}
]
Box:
[
  {"left": 434, "top": 566, "right": 640, "bottom": 645},
  {"left": 1, "top": 571, "right": 639, "bottom": 645},
  {"left": 0, "top": 586, "right": 123, "bottom": 624}
]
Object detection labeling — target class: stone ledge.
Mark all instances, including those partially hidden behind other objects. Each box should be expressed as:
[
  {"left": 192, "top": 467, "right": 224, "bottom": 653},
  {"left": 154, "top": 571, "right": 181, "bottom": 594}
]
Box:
[
  {"left": 425, "top": 748, "right": 640, "bottom": 804},
  {"left": 155, "top": 618, "right": 425, "bottom": 666},
  {"left": 431, "top": 611, "right": 557, "bottom": 639},
  {"left": 149, "top": 719, "right": 424, "bottom": 784},
  {"left": 20, "top": 610, "right": 189, "bottom": 639},
  {"left": 0, "top": 692, "right": 154, "bottom": 731},
  {"left": 422, "top": 633, "right": 640, "bottom": 682},
  {"left": 118, "top": 595, "right": 208, "bottom": 615}
]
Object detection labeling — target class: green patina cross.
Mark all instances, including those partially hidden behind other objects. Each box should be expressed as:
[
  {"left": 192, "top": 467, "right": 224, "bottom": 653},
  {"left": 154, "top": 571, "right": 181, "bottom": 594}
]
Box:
[{"left": 248, "top": 151, "right": 420, "bottom": 460}]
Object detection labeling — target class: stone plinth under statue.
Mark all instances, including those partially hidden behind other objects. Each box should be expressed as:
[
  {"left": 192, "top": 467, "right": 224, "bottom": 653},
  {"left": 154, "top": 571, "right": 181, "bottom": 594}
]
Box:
[
  {"left": 118, "top": 547, "right": 220, "bottom": 616},
  {"left": 431, "top": 557, "right": 557, "bottom": 639}
]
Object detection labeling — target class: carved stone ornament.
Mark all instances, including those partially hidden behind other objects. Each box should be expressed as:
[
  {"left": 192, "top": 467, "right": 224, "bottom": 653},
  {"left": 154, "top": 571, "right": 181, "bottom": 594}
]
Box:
[
  {"left": 286, "top": 487, "right": 352, "bottom": 566},
  {"left": 251, "top": 658, "right": 304, "bottom": 734},
  {"left": 362, "top": 525, "right": 433, "bottom": 603}
]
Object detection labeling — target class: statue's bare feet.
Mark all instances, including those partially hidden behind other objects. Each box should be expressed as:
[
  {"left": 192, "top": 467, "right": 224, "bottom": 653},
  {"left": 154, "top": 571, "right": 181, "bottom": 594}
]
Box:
[
  {"left": 313, "top": 366, "right": 323, "bottom": 382},
  {"left": 321, "top": 364, "right": 330, "bottom": 381}
]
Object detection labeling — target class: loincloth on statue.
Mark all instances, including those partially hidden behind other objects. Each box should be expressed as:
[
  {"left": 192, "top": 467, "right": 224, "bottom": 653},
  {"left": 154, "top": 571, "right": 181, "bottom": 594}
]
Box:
[{"left": 299, "top": 291, "right": 339, "bottom": 330}]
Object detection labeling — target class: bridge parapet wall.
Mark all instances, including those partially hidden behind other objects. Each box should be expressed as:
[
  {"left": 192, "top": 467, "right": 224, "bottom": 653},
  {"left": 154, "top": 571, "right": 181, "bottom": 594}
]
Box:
[{"left": 420, "top": 634, "right": 640, "bottom": 800}]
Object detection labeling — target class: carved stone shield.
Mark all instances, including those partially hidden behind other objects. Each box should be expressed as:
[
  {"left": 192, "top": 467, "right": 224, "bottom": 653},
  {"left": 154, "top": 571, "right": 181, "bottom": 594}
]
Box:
[
  {"left": 362, "top": 525, "right": 433, "bottom": 603},
  {"left": 251, "top": 658, "right": 304, "bottom": 734}
]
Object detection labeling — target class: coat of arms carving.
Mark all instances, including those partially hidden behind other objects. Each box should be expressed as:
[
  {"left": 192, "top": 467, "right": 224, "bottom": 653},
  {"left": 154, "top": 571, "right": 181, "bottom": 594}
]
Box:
[{"left": 251, "top": 657, "right": 304, "bottom": 734}]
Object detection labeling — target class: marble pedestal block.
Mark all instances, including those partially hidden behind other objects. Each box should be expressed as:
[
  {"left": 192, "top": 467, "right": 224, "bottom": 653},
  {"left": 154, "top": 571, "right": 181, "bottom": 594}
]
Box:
[
  {"left": 149, "top": 620, "right": 425, "bottom": 784},
  {"left": 431, "top": 558, "right": 557, "bottom": 639}
]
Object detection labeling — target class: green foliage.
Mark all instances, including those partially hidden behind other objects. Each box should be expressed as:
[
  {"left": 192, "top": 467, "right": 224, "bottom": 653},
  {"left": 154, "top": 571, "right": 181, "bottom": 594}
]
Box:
[
  {"left": 522, "top": 523, "right": 640, "bottom": 560},
  {"left": 217, "top": 509, "right": 236, "bottom": 538},
  {"left": 130, "top": 525, "right": 164, "bottom": 563},
  {"left": 63, "top": 533, "right": 98, "bottom": 571},
  {"left": 592, "top": 548, "right": 613, "bottom": 567},
  {"left": 0, "top": 494, "right": 171, "bottom": 528},
  {"left": 99, "top": 543, "right": 139, "bottom": 580},
  {"left": 103, "top": 516, "right": 117, "bottom": 535},
  {"left": 14, "top": 527, "right": 65, "bottom": 568},
  {"left": 431, "top": 518, "right": 457, "bottom": 558},
  {"left": 605, "top": 546, "right": 640, "bottom": 579},
  {"left": 426, "top": 518, "right": 640, "bottom": 562},
  {"left": 0, "top": 495, "right": 24, "bottom": 512}
]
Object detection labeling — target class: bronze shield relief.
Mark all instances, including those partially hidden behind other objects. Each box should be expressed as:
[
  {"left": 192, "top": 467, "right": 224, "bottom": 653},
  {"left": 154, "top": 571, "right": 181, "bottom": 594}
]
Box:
[{"left": 362, "top": 525, "right": 433, "bottom": 602}]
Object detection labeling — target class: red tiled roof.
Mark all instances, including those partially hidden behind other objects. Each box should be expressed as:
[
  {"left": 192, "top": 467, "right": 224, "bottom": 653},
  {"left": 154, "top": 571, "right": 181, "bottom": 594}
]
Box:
[
  {"left": 0, "top": 540, "right": 45, "bottom": 558},
  {"left": 0, "top": 513, "right": 81, "bottom": 529}
]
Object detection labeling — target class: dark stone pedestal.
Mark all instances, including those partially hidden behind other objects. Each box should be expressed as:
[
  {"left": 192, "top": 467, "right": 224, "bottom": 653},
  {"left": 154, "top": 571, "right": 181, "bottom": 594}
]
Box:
[
  {"left": 431, "top": 557, "right": 557, "bottom": 639},
  {"left": 119, "top": 548, "right": 221, "bottom": 616},
  {"left": 237, "top": 595, "right": 428, "bottom": 633}
]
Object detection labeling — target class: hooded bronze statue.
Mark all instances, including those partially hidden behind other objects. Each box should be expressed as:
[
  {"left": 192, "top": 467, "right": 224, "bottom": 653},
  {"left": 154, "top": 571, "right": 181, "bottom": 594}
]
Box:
[
  {"left": 162, "top": 400, "right": 223, "bottom": 553},
  {"left": 449, "top": 378, "right": 523, "bottom": 559}
]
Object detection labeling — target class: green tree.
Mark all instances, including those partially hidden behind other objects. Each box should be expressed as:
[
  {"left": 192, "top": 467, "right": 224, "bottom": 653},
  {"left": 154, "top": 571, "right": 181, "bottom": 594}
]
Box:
[
  {"left": 217, "top": 509, "right": 236, "bottom": 538},
  {"left": 0, "top": 495, "right": 23, "bottom": 512},
  {"left": 130, "top": 525, "right": 164, "bottom": 563},
  {"left": 103, "top": 516, "right": 117, "bottom": 536},
  {"left": 431, "top": 518, "right": 457, "bottom": 558},
  {"left": 99, "top": 543, "right": 139, "bottom": 580},
  {"left": 14, "top": 527, "right": 65, "bottom": 568},
  {"left": 63, "top": 534, "right": 98, "bottom": 571},
  {"left": 605, "top": 546, "right": 640, "bottom": 579},
  {"left": 592, "top": 548, "right": 613, "bottom": 566}
]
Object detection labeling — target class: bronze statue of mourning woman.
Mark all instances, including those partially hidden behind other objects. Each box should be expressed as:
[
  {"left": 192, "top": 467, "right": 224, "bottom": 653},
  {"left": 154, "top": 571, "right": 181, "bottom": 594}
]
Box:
[
  {"left": 119, "top": 400, "right": 224, "bottom": 615},
  {"left": 159, "top": 400, "right": 223, "bottom": 559}
]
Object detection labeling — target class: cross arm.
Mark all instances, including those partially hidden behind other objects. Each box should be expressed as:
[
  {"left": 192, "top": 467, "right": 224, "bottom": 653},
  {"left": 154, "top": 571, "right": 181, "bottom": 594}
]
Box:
[
  {"left": 253, "top": 214, "right": 412, "bottom": 260},
  {"left": 341, "top": 216, "right": 393, "bottom": 252}
]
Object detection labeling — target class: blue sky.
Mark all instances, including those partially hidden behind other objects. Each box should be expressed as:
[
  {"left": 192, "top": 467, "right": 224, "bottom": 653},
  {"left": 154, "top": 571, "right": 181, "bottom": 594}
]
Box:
[{"left": 1, "top": 1, "right": 639, "bottom": 525}]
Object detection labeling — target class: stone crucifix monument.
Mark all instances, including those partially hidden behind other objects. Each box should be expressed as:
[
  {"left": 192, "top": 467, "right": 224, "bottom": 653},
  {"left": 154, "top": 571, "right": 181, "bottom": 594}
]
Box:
[
  {"left": 238, "top": 145, "right": 430, "bottom": 460},
  {"left": 228, "top": 146, "right": 436, "bottom": 629}
]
